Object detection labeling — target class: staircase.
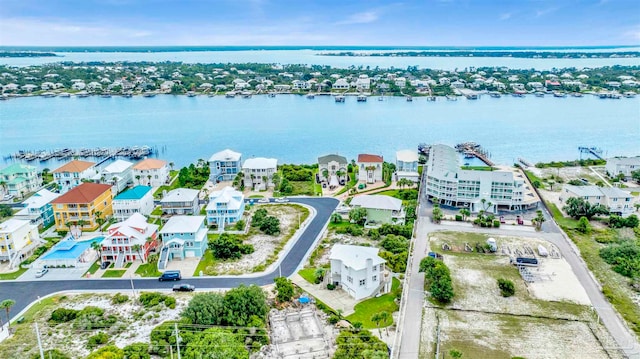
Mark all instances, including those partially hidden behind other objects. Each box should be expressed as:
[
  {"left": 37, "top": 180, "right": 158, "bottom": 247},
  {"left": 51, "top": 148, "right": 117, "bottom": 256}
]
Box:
[
  {"left": 158, "top": 247, "right": 169, "bottom": 270},
  {"left": 8, "top": 252, "right": 20, "bottom": 269},
  {"left": 114, "top": 252, "right": 125, "bottom": 268}
]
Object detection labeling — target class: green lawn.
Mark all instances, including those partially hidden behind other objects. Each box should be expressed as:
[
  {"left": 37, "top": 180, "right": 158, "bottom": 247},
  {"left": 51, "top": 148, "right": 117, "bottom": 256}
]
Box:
[
  {"left": 524, "top": 170, "right": 546, "bottom": 189},
  {"left": 84, "top": 261, "right": 100, "bottom": 277},
  {"left": 0, "top": 267, "right": 28, "bottom": 280},
  {"left": 298, "top": 268, "right": 317, "bottom": 284},
  {"left": 135, "top": 263, "right": 161, "bottom": 277},
  {"left": 249, "top": 195, "right": 264, "bottom": 198},
  {"left": 546, "top": 201, "right": 579, "bottom": 229},
  {"left": 194, "top": 249, "right": 218, "bottom": 276},
  {"left": 290, "top": 181, "right": 315, "bottom": 196},
  {"left": 335, "top": 173, "right": 358, "bottom": 196},
  {"left": 151, "top": 206, "right": 163, "bottom": 216},
  {"left": 346, "top": 278, "right": 400, "bottom": 329},
  {"left": 460, "top": 166, "right": 496, "bottom": 171},
  {"left": 102, "top": 269, "right": 127, "bottom": 278}
]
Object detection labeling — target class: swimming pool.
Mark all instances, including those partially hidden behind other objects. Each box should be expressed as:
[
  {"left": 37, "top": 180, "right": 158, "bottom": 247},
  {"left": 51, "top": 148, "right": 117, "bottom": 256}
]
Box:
[{"left": 41, "top": 237, "right": 103, "bottom": 260}]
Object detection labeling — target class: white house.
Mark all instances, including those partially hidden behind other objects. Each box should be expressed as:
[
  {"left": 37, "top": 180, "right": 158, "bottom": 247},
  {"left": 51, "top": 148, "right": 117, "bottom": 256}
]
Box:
[
  {"left": 160, "top": 188, "right": 200, "bottom": 216},
  {"left": 350, "top": 195, "right": 405, "bottom": 226},
  {"left": 71, "top": 82, "right": 86, "bottom": 90},
  {"left": 332, "top": 78, "right": 350, "bottom": 90},
  {"left": 357, "top": 154, "right": 384, "bottom": 184},
  {"left": 329, "top": 244, "right": 391, "bottom": 300},
  {"left": 355, "top": 77, "right": 371, "bottom": 90},
  {"left": 243, "top": 157, "right": 278, "bottom": 191},
  {"left": 14, "top": 189, "right": 59, "bottom": 227},
  {"left": 206, "top": 187, "right": 246, "bottom": 229},
  {"left": 158, "top": 216, "right": 208, "bottom": 270},
  {"left": 112, "top": 186, "right": 154, "bottom": 221},
  {"left": 132, "top": 159, "right": 170, "bottom": 187},
  {"left": 395, "top": 150, "right": 420, "bottom": 182},
  {"left": 0, "top": 218, "right": 41, "bottom": 269},
  {"left": 394, "top": 77, "right": 407, "bottom": 88},
  {"left": 209, "top": 149, "right": 242, "bottom": 182},
  {"left": 0, "top": 163, "right": 42, "bottom": 198},
  {"left": 52, "top": 160, "right": 97, "bottom": 193},
  {"left": 292, "top": 80, "right": 311, "bottom": 90},
  {"left": 100, "top": 213, "right": 159, "bottom": 267},
  {"left": 92, "top": 159, "right": 133, "bottom": 194},
  {"left": 318, "top": 154, "right": 348, "bottom": 187},
  {"left": 605, "top": 157, "right": 640, "bottom": 180},
  {"left": 560, "top": 185, "right": 634, "bottom": 217}
]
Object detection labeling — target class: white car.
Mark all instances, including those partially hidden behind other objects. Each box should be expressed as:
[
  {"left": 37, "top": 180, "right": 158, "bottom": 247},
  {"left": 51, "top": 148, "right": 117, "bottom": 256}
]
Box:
[
  {"left": 258, "top": 198, "right": 270, "bottom": 203},
  {"left": 275, "top": 198, "right": 289, "bottom": 203},
  {"left": 35, "top": 268, "right": 49, "bottom": 278}
]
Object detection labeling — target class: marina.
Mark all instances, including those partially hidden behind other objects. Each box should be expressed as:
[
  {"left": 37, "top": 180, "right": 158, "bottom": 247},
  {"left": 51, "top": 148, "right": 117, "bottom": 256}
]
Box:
[
  {"left": 455, "top": 142, "right": 495, "bottom": 166},
  {"left": 7, "top": 146, "right": 156, "bottom": 163}
]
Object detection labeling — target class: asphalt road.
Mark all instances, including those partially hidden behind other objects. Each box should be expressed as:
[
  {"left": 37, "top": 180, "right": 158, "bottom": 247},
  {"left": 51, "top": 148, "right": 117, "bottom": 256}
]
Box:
[{"left": 0, "top": 197, "right": 338, "bottom": 320}]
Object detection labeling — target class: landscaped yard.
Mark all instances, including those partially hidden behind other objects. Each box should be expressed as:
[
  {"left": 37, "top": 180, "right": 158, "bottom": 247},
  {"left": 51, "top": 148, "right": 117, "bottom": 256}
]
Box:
[
  {"left": 194, "top": 249, "right": 217, "bottom": 276},
  {"left": 298, "top": 268, "right": 318, "bottom": 284},
  {"left": 84, "top": 261, "right": 100, "bottom": 276},
  {"left": 102, "top": 269, "right": 127, "bottom": 278},
  {"left": 0, "top": 267, "right": 28, "bottom": 280},
  {"left": 135, "top": 263, "right": 161, "bottom": 277},
  {"left": 346, "top": 277, "right": 400, "bottom": 329}
]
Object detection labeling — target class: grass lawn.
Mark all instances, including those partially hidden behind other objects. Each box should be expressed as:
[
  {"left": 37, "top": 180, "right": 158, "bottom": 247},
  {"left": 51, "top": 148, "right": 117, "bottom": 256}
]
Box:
[
  {"left": 249, "top": 195, "right": 264, "bottom": 198},
  {"left": 298, "top": 268, "right": 318, "bottom": 284},
  {"left": 84, "top": 261, "right": 100, "bottom": 276},
  {"left": 546, "top": 201, "right": 579, "bottom": 229},
  {"left": 194, "top": 249, "right": 218, "bottom": 276},
  {"left": 327, "top": 221, "right": 351, "bottom": 230},
  {"left": 151, "top": 206, "right": 163, "bottom": 216},
  {"left": 335, "top": 173, "right": 358, "bottom": 196},
  {"left": 0, "top": 267, "right": 28, "bottom": 280},
  {"left": 346, "top": 278, "right": 400, "bottom": 329},
  {"left": 102, "top": 269, "right": 127, "bottom": 278},
  {"left": 460, "top": 166, "right": 496, "bottom": 171},
  {"left": 135, "top": 263, "right": 161, "bottom": 277},
  {"left": 290, "top": 181, "right": 315, "bottom": 196},
  {"left": 524, "top": 170, "right": 546, "bottom": 189}
]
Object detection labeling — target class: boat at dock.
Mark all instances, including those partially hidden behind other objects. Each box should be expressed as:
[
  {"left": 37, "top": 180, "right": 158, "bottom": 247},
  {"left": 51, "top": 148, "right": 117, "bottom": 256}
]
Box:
[
  {"left": 426, "top": 96, "right": 436, "bottom": 101},
  {"left": 241, "top": 91, "right": 252, "bottom": 98},
  {"left": 41, "top": 92, "right": 57, "bottom": 98},
  {"left": 534, "top": 92, "right": 545, "bottom": 97},
  {"left": 186, "top": 92, "right": 197, "bottom": 97},
  {"left": 100, "top": 93, "right": 112, "bottom": 98},
  {"left": 58, "top": 93, "right": 71, "bottom": 98},
  {"left": 268, "top": 92, "right": 276, "bottom": 98},
  {"left": 77, "top": 91, "right": 89, "bottom": 98},
  {"left": 406, "top": 95, "right": 413, "bottom": 102},
  {"left": 511, "top": 93, "right": 525, "bottom": 98},
  {"left": 446, "top": 95, "right": 457, "bottom": 101},
  {"left": 225, "top": 91, "right": 236, "bottom": 98},
  {"left": 465, "top": 93, "right": 478, "bottom": 100},
  {"left": 378, "top": 96, "right": 384, "bottom": 101},
  {"left": 571, "top": 92, "right": 583, "bottom": 97},
  {"left": 306, "top": 93, "right": 315, "bottom": 99},
  {"left": 335, "top": 95, "right": 345, "bottom": 103},
  {"left": 489, "top": 92, "right": 501, "bottom": 98},
  {"left": 122, "top": 93, "right": 132, "bottom": 98},
  {"left": 357, "top": 95, "right": 367, "bottom": 102},
  {"left": 599, "top": 92, "right": 622, "bottom": 99},
  {"left": 143, "top": 92, "right": 156, "bottom": 97},
  {"left": 553, "top": 92, "right": 567, "bottom": 98},
  {"left": 623, "top": 92, "right": 636, "bottom": 98}
]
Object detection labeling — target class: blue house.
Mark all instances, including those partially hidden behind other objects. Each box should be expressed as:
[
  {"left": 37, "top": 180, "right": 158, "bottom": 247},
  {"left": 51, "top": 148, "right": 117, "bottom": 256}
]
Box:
[
  {"left": 206, "top": 187, "right": 245, "bottom": 229},
  {"left": 14, "top": 189, "right": 59, "bottom": 227},
  {"left": 158, "top": 216, "right": 208, "bottom": 270},
  {"left": 208, "top": 149, "right": 242, "bottom": 182}
]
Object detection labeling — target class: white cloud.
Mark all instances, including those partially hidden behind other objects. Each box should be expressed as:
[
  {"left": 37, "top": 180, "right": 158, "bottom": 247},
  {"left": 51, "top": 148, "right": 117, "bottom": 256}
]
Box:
[
  {"left": 500, "top": 13, "right": 512, "bottom": 20},
  {"left": 335, "top": 11, "right": 379, "bottom": 25},
  {"left": 535, "top": 7, "right": 558, "bottom": 17}
]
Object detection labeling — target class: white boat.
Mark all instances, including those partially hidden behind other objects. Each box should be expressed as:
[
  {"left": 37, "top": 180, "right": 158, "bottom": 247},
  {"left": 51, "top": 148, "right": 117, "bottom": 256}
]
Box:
[
  {"left": 378, "top": 96, "right": 384, "bottom": 101},
  {"left": 357, "top": 95, "right": 367, "bottom": 102},
  {"left": 225, "top": 91, "right": 236, "bottom": 98},
  {"left": 241, "top": 91, "right": 252, "bottom": 98},
  {"left": 406, "top": 95, "right": 413, "bottom": 102},
  {"left": 335, "top": 95, "right": 345, "bottom": 103},
  {"left": 58, "top": 92, "right": 71, "bottom": 98},
  {"left": 306, "top": 93, "right": 315, "bottom": 99}
]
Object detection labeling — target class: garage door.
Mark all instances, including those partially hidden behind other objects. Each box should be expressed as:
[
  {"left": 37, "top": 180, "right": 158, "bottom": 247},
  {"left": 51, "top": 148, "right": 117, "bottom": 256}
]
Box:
[{"left": 185, "top": 251, "right": 196, "bottom": 258}]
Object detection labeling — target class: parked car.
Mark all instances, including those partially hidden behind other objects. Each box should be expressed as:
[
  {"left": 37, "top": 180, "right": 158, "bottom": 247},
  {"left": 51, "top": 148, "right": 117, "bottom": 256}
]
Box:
[
  {"left": 100, "top": 261, "right": 111, "bottom": 270},
  {"left": 35, "top": 268, "right": 49, "bottom": 278},
  {"left": 172, "top": 284, "right": 195, "bottom": 292},
  {"left": 258, "top": 198, "right": 270, "bottom": 203},
  {"left": 159, "top": 270, "right": 182, "bottom": 281},
  {"left": 274, "top": 197, "right": 289, "bottom": 203}
]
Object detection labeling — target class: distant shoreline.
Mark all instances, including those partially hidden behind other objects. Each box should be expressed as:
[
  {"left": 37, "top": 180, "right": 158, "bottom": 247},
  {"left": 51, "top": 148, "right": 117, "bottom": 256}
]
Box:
[
  {"left": 321, "top": 51, "right": 640, "bottom": 59},
  {"left": 0, "top": 51, "right": 59, "bottom": 58}
]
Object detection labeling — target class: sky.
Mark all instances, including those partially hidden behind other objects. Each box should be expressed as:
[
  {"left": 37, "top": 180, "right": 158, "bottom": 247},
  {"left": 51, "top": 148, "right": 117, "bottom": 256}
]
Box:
[{"left": 0, "top": 0, "right": 639, "bottom": 47}]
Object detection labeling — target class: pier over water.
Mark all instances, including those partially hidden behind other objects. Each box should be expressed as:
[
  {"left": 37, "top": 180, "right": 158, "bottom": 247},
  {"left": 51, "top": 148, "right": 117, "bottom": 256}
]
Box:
[{"left": 7, "top": 146, "right": 157, "bottom": 163}]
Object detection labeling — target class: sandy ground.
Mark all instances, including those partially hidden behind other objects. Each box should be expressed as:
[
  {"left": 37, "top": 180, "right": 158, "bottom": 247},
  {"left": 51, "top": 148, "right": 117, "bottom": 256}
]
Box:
[
  {"left": 527, "top": 258, "right": 591, "bottom": 305},
  {"left": 204, "top": 204, "right": 304, "bottom": 275}
]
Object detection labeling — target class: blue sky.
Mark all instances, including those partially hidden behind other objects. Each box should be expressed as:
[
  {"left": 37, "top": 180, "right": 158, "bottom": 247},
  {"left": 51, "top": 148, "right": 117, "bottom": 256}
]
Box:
[{"left": 0, "top": 0, "right": 639, "bottom": 46}]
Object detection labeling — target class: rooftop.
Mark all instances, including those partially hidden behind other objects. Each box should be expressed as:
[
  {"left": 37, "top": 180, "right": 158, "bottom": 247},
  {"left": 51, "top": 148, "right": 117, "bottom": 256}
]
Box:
[
  {"left": 243, "top": 157, "right": 278, "bottom": 169},
  {"left": 52, "top": 160, "right": 96, "bottom": 173},
  {"left": 160, "top": 188, "right": 199, "bottom": 203},
  {"left": 22, "top": 189, "right": 59, "bottom": 208},
  {"left": 607, "top": 157, "right": 640, "bottom": 166},
  {"left": 51, "top": 183, "right": 112, "bottom": 204},
  {"left": 318, "top": 154, "right": 348, "bottom": 165},
  {"left": 358, "top": 154, "right": 384, "bottom": 163},
  {"left": 102, "top": 159, "right": 133, "bottom": 173},
  {"left": 133, "top": 158, "right": 167, "bottom": 170},
  {"left": 329, "top": 244, "right": 385, "bottom": 270},
  {"left": 160, "top": 215, "right": 205, "bottom": 234},
  {"left": 350, "top": 194, "right": 402, "bottom": 211},
  {"left": 396, "top": 150, "right": 419, "bottom": 163},
  {"left": 114, "top": 186, "right": 152, "bottom": 201},
  {"left": 0, "top": 218, "right": 32, "bottom": 233},
  {"left": 209, "top": 149, "right": 242, "bottom": 162},
  {"left": 0, "top": 163, "right": 37, "bottom": 176}
]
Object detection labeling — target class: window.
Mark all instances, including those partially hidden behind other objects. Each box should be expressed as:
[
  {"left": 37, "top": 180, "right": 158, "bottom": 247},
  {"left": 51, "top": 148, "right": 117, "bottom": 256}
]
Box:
[
  {"left": 372, "top": 275, "right": 377, "bottom": 282},
  {"left": 359, "top": 279, "right": 366, "bottom": 286},
  {"left": 372, "top": 265, "right": 377, "bottom": 271},
  {"left": 347, "top": 276, "right": 353, "bottom": 284}
]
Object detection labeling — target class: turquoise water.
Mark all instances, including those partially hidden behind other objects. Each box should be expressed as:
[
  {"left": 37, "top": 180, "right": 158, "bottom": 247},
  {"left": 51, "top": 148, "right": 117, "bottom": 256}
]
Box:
[
  {"left": 1, "top": 95, "right": 638, "bottom": 168},
  {"left": 41, "top": 237, "right": 103, "bottom": 260},
  {"left": 2, "top": 48, "right": 639, "bottom": 69}
]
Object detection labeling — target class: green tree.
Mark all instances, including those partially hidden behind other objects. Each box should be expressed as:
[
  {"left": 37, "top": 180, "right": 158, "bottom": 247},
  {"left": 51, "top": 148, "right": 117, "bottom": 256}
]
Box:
[
  {"left": 532, "top": 210, "right": 545, "bottom": 231},
  {"left": 450, "top": 349, "right": 463, "bottom": 358},
  {"left": 259, "top": 216, "right": 280, "bottom": 235},
  {"left": 497, "top": 278, "right": 515, "bottom": 297},
  {"left": 182, "top": 293, "right": 225, "bottom": 325},
  {"left": 131, "top": 244, "right": 143, "bottom": 262},
  {"left": 208, "top": 233, "right": 254, "bottom": 260},
  {"left": 459, "top": 208, "right": 470, "bottom": 221},
  {"left": 221, "top": 284, "right": 268, "bottom": 327},
  {"left": 77, "top": 219, "right": 87, "bottom": 236},
  {"left": 183, "top": 328, "right": 249, "bottom": 359},
  {"left": 331, "top": 212, "right": 343, "bottom": 223},
  {"left": 85, "top": 345, "right": 124, "bottom": 359},
  {"left": 0, "top": 299, "right": 15, "bottom": 330},
  {"left": 632, "top": 170, "right": 640, "bottom": 183},
  {"left": 563, "top": 197, "right": 609, "bottom": 219},
  {"left": 577, "top": 216, "right": 592, "bottom": 234},
  {"left": 31, "top": 349, "right": 71, "bottom": 359},
  {"left": 91, "top": 241, "right": 103, "bottom": 265},
  {"left": 274, "top": 276, "right": 294, "bottom": 303},
  {"left": 334, "top": 329, "right": 387, "bottom": 359},
  {"left": 432, "top": 205, "right": 443, "bottom": 224},
  {"left": 122, "top": 343, "right": 150, "bottom": 359},
  {"left": 349, "top": 207, "right": 367, "bottom": 225}
]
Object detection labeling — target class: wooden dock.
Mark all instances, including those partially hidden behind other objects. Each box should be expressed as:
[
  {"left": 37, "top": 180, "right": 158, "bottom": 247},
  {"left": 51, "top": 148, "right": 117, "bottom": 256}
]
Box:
[
  {"left": 518, "top": 158, "right": 533, "bottom": 167},
  {"left": 7, "top": 146, "right": 156, "bottom": 162},
  {"left": 455, "top": 142, "right": 495, "bottom": 166},
  {"left": 578, "top": 146, "right": 604, "bottom": 160}
]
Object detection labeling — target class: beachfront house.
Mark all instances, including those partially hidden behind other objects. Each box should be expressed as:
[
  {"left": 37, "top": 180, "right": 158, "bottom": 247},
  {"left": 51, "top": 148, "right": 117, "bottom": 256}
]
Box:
[
  {"left": 206, "top": 187, "right": 245, "bottom": 228},
  {"left": 350, "top": 195, "right": 405, "bottom": 227},
  {"left": 560, "top": 185, "right": 634, "bottom": 217},
  {"left": 14, "top": 189, "right": 59, "bottom": 227},
  {"left": 51, "top": 183, "right": 113, "bottom": 232},
  {"left": 356, "top": 77, "right": 371, "bottom": 90},
  {"left": 424, "top": 144, "right": 537, "bottom": 213},
  {"left": 395, "top": 150, "right": 420, "bottom": 183},
  {"left": 209, "top": 149, "right": 242, "bottom": 182},
  {"left": 100, "top": 213, "right": 159, "bottom": 267},
  {"left": 0, "top": 219, "right": 42, "bottom": 269},
  {"left": 318, "top": 154, "right": 348, "bottom": 188},
  {"left": 357, "top": 154, "right": 384, "bottom": 184},
  {"left": 92, "top": 159, "right": 133, "bottom": 194},
  {"left": 242, "top": 157, "right": 278, "bottom": 191},
  {"left": 605, "top": 157, "right": 640, "bottom": 180},
  {"left": 132, "top": 159, "right": 170, "bottom": 187},
  {"left": 52, "top": 160, "right": 97, "bottom": 193},
  {"left": 329, "top": 244, "right": 391, "bottom": 300},
  {"left": 112, "top": 186, "right": 154, "bottom": 221},
  {"left": 158, "top": 216, "right": 208, "bottom": 270},
  {"left": 160, "top": 188, "right": 200, "bottom": 215},
  {"left": 332, "top": 78, "right": 350, "bottom": 90},
  {"left": 0, "top": 163, "right": 42, "bottom": 198}
]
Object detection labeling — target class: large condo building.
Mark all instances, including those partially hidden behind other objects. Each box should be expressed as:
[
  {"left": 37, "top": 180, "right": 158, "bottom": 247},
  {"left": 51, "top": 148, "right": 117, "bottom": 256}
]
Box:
[{"left": 424, "top": 144, "right": 537, "bottom": 213}]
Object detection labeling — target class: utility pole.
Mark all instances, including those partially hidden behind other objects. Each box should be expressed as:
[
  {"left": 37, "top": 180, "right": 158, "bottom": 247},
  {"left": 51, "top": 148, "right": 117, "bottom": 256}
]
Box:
[
  {"left": 130, "top": 275, "right": 136, "bottom": 299},
  {"left": 35, "top": 322, "right": 45, "bottom": 359},
  {"left": 174, "top": 322, "right": 181, "bottom": 359}
]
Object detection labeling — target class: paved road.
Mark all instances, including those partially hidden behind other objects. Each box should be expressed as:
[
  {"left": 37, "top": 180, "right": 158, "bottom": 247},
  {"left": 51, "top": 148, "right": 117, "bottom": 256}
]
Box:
[
  {"left": 0, "top": 197, "right": 338, "bottom": 320},
  {"left": 398, "top": 199, "right": 640, "bottom": 358}
]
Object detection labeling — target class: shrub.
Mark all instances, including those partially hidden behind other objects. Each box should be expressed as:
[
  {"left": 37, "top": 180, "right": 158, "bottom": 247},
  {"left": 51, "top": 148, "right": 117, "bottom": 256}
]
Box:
[
  {"left": 577, "top": 216, "right": 592, "bottom": 234},
  {"left": 32, "top": 349, "right": 71, "bottom": 359},
  {"left": 234, "top": 219, "right": 245, "bottom": 231},
  {"left": 209, "top": 233, "right": 254, "bottom": 260},
  {"left": 123, "top": 343, "right": 151, "bottom": 359},
  {"left": 139, "top": 292, "right": 175, "bottom": 309},
  {"left": 111, "top": 293, "right": 129, "bottom": 304},
  {"left": 455, "top": 214, "right": 463, "bottom": 221},
  {"left": 328, "top": 315, "right": 339, "bottom": 324},
  {"left": 327, "top": 283, "right": 336, "bottom": 290},
  {"left": 49, "top": 308, "right": 79, "bottom": 323},
  {"left": 493, "top": 220, "right": 500, "bottom": 228},
  {"left": 497, "top": 278, "right": 515, "bottom": 297},
  {"left": 424, "top": 261, "right": 455, "bottom": 303},
  {"left": 86, "top": 332, "right": 109, "bottom": 349}
]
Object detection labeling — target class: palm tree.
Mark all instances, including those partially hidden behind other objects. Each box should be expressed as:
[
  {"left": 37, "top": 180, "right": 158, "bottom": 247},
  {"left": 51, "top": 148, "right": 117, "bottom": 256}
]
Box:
[
  {"left": 147, "top": 175, "right": 152, "bottom": 186},
  {"left": 459, "top": 208, "right": 470, "bottom": 221},
  {"left": 0, "top": 181, "right": 6, "bottom": 196},
  {"left": 64, "top": 221, "right": 74, "bottom": 233},
  {"left": 371, "top": 312, "right": 384, "bottom": 336},
  {"left": 131, "top": 244, "right": 143, "bottom": 263},
  {"left": 91, "top": 241, "right": 103, "bottom": 265},
  {"left": 135, "top": 175, "right": 141, "bottom": 185},
  {"left": 95, "top": 210, "right": 104, "bottom": 227},
  {"left": 378, "top": 311, "right": 390, "bottom": 335},
  {"left": 77, "top": 219, "right": 87, "bottom": 237},
  {"left": 336, "top": 170, "right": 345, "bottom": 180},
  {"left": 532, "top": 210, "right": 545, "bottom": 231},
  {"left": 330, "top": 213, "right": 342, "bottom": 223},
  {"left": 322, "top": 169, "right": 329, "bottom": 180},
  {"left": 0, "top": 299, "right": 15, "bottom": 331},
  {"left": 169, "top": 162, "right": 174, "bottom": 171}
]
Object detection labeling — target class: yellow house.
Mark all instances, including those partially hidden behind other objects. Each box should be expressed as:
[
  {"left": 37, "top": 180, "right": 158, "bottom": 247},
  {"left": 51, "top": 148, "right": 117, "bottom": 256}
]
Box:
[{"left": 51, "top": 183, "right": 113, "bottom": 232}]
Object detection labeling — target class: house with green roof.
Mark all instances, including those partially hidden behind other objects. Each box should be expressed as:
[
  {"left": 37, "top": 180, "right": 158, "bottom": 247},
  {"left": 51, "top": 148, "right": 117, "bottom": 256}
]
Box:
[
  {"left": 112, "top": 186, "right": 154, "bottom": 221},
  {"left": 0, "top": 163, "right": 42, "bottom": 198}
]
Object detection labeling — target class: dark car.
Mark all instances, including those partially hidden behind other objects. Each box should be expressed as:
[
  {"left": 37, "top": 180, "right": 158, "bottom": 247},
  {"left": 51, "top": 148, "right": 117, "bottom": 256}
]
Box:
[
  {"left": 100, "top": 261, "right": 111, "bottom": 270},
  {"left": 172, "top": 284, "right": 195, "bottom": 292},
  {"left": 159, "top": 270, "right": 182, "bottom": 281}
]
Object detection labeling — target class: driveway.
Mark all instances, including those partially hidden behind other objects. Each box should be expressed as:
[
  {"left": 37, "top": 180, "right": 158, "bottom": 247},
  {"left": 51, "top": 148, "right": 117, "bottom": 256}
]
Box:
[
  {"left": 20, "top": 266, "right": 89, "bottom": 281},
  {"left": 0, "top": 197, "right": 338, "bottom": 322}
]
